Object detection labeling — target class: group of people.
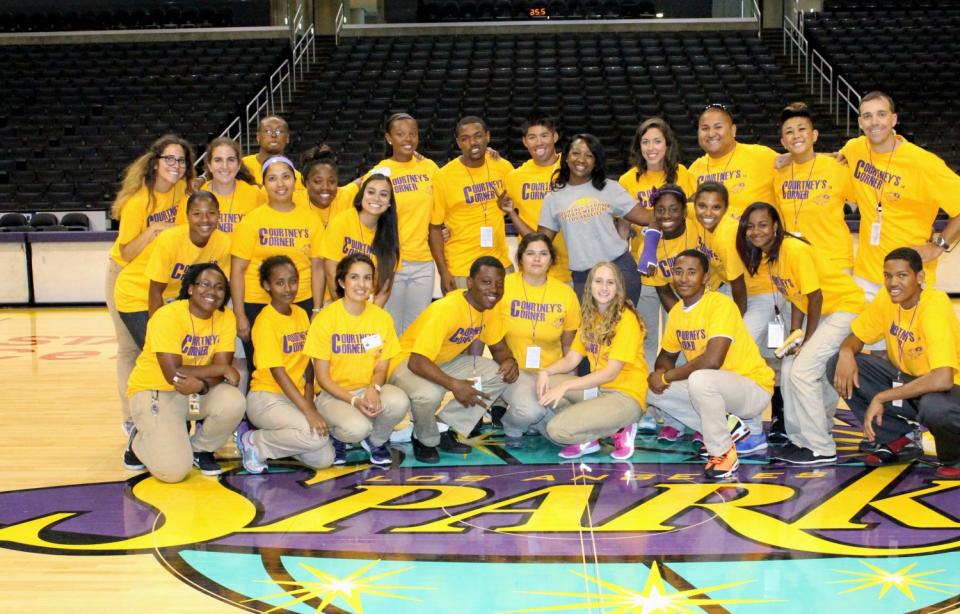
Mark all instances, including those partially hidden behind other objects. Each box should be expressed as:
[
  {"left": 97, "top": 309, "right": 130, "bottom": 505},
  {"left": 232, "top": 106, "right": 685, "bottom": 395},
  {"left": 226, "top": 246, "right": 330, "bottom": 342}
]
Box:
[{"left": 104, "top": 90, "right": 960, "bottom": 483}]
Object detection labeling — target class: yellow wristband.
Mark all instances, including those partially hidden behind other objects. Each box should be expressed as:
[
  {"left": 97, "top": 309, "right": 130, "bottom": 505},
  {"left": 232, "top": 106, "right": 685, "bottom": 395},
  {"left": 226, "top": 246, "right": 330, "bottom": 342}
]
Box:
[{"left": 660, "top": 371, "right": 669, "bottom": 385}]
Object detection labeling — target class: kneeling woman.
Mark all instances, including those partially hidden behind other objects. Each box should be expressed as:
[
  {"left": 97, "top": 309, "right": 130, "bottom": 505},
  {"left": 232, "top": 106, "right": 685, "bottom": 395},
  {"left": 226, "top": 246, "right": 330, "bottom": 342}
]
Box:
[
  {"left": 237, "top": 255, "right": 333, "bottom": 473},
  {"left": 305, "top": 254, "right": 410, "bottom": 465},
  {"left": 537, "top": 262, "right": 649, "bottom": 460},
  {"left": 498, "top": 233, "right": 581, "bottom": 446},
  {"left": 125, "top": 263, "right": 245, "bottom": 482}
]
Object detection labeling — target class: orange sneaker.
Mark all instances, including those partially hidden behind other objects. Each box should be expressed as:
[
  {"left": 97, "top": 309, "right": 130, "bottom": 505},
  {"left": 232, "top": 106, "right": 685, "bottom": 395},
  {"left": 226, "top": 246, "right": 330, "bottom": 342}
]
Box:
[{"left": 704, "top": 445, "right": 739, "bottom": 480}]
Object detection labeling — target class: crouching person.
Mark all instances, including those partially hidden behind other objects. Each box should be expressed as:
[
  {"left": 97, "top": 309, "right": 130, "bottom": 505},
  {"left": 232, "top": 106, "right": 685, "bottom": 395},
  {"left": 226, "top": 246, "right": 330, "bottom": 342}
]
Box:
[
  {"left": 647, "top": 250, "right": 774, "bottom": 480},
  {"left": 828, "top": 247, "right": 960, "bottom": 477},
  {"left": 390, "top": 256, "right": 519, "bottom": 463},
  {"left": 125, "top": 263, "right": 246, "bottom": 482}
]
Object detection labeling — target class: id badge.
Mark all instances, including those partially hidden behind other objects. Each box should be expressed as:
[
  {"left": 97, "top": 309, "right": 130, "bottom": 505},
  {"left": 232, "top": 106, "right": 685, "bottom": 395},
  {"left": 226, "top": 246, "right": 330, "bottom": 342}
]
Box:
[
  {"left": 892, "top": 380, "right": 903, "bottom": 408},
  {"left": 767, "top": 321, "right": 785, "bottom": 348},
  {"left": 188, "top": 393, "right": 201, "bottom": 419},
  {"left": 469, "top": 376, "right": 482, "bottom": 391},
  {"left": 480, "top": 225, "right": 494, "bottom": 248},
  {"left": 583, "top": 387, "right": 599, "bottom": 400},
  {"left": 362, "top": 333, "right": 383, "bottom": 351},
  {"left": 870, "top": 221, "right": 881, "bottom": 246},
  {"left": 525, "top": 345, "right": 542, "bottom": 369}
]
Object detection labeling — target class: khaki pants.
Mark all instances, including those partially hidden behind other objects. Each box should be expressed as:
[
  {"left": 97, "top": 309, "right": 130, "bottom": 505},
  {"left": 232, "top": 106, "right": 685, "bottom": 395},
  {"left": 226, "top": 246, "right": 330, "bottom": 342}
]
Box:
[
  {"left": 647, "top": 370, "right": 771, "bottom": 456},
  {"left": 385, "top": 260, "right": 435, "bottom": 337},
  {"left": 246, "top": 391, "right": 334, "bottom": 468},
  {"left": 315, "top": 384, "right": 410, "bottom": 446},
  {"left": 390, "top": 355, "right": 507, "bottom": 446},
  {"left": 781, "top": 311, "right": 856, "bottom": 456},
  {"left": 543, "top": 374, "right": 642, "bottom": 444},
  {"left": 106, "top": 259, "right": 140, "bottom": 422},
  {"left": 499, "top": 371, "right": 551, "bottom": 438},
  {"left": 130, "top": 384, "right": 246, "bottom": 483}
]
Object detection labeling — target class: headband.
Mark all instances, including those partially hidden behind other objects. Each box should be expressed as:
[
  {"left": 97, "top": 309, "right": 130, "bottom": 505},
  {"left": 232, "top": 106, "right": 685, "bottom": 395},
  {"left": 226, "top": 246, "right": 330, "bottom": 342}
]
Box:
[
  {"left": 650, "top": 184, "right": 687, "bottom": 204},
  {"left": 261, "top": 155, "right": 296, "bottom": 174}
]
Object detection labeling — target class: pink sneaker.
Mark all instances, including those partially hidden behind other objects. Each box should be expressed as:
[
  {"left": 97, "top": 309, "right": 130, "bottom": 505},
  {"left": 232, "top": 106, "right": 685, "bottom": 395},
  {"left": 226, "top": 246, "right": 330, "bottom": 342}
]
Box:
[
  {"left": 657, "top": 425, "right": 682, "bottom": 443},
  {"left": 611, "top": 423, "right": 638, "bottom": 460},
  {"left": 558, "top": 440, "right": 601, "bottom": 459}
]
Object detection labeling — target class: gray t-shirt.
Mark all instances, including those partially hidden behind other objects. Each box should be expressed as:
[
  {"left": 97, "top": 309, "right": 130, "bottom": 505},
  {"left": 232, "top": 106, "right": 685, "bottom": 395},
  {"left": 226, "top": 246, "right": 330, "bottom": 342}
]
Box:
[{"left": 538, "top": 180, "right": 636, "bottom": 272}]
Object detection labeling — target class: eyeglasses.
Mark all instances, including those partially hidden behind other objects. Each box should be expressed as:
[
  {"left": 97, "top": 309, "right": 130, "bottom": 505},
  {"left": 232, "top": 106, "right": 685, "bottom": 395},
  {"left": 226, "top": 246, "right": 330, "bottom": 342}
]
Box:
[
  {"left": 159, "top": 155, "right": 187, "bottom": 167},
  {"left": 261, "top": 128, "right": 286, "bottom": 137},
  {"left": 193, "top": 280, "right": 225, "bottom": 290}
]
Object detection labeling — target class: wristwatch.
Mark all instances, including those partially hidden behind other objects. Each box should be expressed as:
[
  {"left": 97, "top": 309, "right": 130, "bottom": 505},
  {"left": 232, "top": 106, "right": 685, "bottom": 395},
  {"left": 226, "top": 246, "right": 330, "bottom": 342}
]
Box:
[{"left": 930, "top": 233, "right": 949, "bottom": 249}]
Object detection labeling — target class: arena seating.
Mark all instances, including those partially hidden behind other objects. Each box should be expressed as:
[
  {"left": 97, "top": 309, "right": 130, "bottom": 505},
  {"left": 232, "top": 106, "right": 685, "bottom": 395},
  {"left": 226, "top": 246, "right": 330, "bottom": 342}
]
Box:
[
  {"left": 0, "top": 39, "right": 288, "bottom": 214},
  {"left": 287, "top": 31, "right": 845, "bottom": 180},
  {"left": 803, "top": 3, "right": 960, "bottom": 169},
  {"left": 0, "top": 6, "right": 235, "bottom": 32}
]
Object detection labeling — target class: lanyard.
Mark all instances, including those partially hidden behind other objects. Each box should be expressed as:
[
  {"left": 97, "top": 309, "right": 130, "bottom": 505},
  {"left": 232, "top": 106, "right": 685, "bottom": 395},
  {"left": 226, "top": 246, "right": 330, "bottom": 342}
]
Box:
[
  {"left": 868, "top": 144, "right": 897, "bottom": 219},
  {"left": 465, "top": 294, "right": 484, "bottom": 370},
  {"left": 520, "top": 275, "right": 550, "bottom": 344},
  {"left": 464, "top": 160, "right": 492, "bottom": 225},
  {"left": 895, "top": 302, "right": 919, "bottom": 378},
  {"left": 187, "top": 309, "right": 216, "bottom": 367},
  {"left": 789, "top": 156, "right": 817, "bottom": 230},
  {"left": 705, "top": 143, "right": 736, "bottom": 178}
]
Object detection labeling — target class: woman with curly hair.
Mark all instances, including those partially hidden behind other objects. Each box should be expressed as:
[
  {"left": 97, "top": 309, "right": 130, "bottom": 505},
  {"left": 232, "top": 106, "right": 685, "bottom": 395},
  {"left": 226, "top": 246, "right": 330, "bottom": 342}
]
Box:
[
  {"left": 537, "top": 261, "right": 649, "bottom": 461},
  {"left": 107, "top": 134, "right": 196, "bottom": 434}
]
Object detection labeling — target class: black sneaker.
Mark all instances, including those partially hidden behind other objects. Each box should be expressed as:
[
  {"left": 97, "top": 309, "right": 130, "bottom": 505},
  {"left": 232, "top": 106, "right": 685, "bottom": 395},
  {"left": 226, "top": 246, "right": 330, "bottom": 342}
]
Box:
[
  {"left": 192, "top": 451, "right": 223, "bottom": 476},
  {"left": 123, "top": 426, "right": 145, "bottom": 471},
  {"left": 770, "top": 444, "right": 836, "bottom": 465},
  {"left": 411, "top": 436, "right": 439, "bottom": 464},
  {"left": 865, "top": 435, "right": 921, "bottom": 467},
  {"left": 332, "top": 437, "right": 347, "bottom": 465},
  {"left": 490, "top": 404, "right": 507, "bottom": 429},
  {"left": 360, "top": 438, "right": 393, "bottom": 466},
  {"left": 439, "top": 430, "right": 471, "bottom": 454},
  {"left": 858, "top": 439, "right": 880, "bottom": 454}
]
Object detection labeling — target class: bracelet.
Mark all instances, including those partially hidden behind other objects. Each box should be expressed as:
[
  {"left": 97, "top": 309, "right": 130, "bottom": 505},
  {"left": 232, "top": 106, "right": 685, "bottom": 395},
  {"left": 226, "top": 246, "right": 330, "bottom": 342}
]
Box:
[
  {"left": 199, "top": 381, "right": 210, "bottom": 395},
  {"left": 311, "top": 307, "right": 321, "bottom": 313},
  {"left": 350, "top": 395, "right": 359, "bottom": 408},
  {"left": 660, "top": 371, "right": 669, "bottom": 386},
  {"left": 372, "top": 384, "right": 382, "bottom": 393}
]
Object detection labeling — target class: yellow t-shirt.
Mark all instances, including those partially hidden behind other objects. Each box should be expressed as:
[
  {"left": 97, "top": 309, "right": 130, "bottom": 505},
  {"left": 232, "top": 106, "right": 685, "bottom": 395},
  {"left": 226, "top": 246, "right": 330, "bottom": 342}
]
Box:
[
  {"left": 851, "top": 287, "right": 960, "bottom": 385},
  {"left": 174, "top": 180, "right": 265, "bottom": 235},
  {"left": 572, "top": 310, "right": 649, "bottom": 405},
  {"left": 132, "top": 224, "right": 232, "bottom": 312},
  {"left": 319, "top": 208, "right": 379, "bottom": 271},
  {"left": 230, "top": 204, "right": 323, "bottom": 304},
  {"left": 242, "top": 153, "right": 305, "bottom": 191},
  {"left": 773, "top": 154, "right": 855, "bottom": 271},
  {"left": 109, "top": 183, "right": 187, "bottom": 266},
  {"left": 618, "top": 167, "right": 694, "bottom": 259},
  {"left": 431, "top": 156, "right": 515, "bottom": 276},
  {"left": 294, "top": 182, "right": 360, "bottom": 229},
  {"left": 766, "top": 236, "right": 866, "bottom": 316},
  {"left": 366, "top": 157, "right": 439, "bottom": 263},
  {"left": 694, "top": 213, "right": 745, "bottom": 286},
  {"left": 840, "top": 135, "right": 960, "bottom": 285},
  {"left": 126, "top": 300, "right": 237, "bottom": 395},
  {"left": 499, "top": 272, "right": 581, "bottom": 371},
  {"left": 249, "top": 303, "right": 311, "bottom": 395},
  {"left": 391, "top": 289, "right": 506, "bottom": 372},
  {"left": 688, "top": 142, "right": 778, "bottom": 219},
  {"left": 641, "top": 211, "right": 711, "bottom": 288},
  {"left": 304, "top": 299, "right": 401, "bottom": 391},
  {"left": 504, "top": 158, "right": 571, "bottom": 282},
  {"left": 662, "top": 291, "right": 774, "bottom": 393}
]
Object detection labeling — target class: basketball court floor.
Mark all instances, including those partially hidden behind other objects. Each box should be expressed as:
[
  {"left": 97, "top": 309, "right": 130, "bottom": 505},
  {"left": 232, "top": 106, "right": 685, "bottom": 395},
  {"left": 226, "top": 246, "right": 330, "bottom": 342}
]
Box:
[{"left": 1, "top": 307, "right": 958, "bottom": 613}]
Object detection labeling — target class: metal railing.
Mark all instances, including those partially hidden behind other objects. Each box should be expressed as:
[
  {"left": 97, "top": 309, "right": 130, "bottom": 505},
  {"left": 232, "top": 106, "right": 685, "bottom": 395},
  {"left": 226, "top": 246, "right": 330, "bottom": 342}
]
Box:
[
  {"left": 810, "top": 48, "right": 833, "bottom": 111},
  {"left": 292, "top": 22, "right": 316, "bottom": 82},
  {"left": 194, "top": 117, "right": 242, "bottom": 169},
  {"left": 335, "top": 2, "right": 345, "bottom": 45},
  {"left": 753, "top": 0, "right": 762, "bottom": 38},
  {"left": 244, "top": 86, "right": 270, "bottom": 154},
  {"left": 269, "top": 59, "right": 291, "bottom": 114},
  {"left": 837, "top": 75, "right": 861, "bottom": 135},
  {"left": 783, "top": 14, "right": 808, "bottom": 76}
]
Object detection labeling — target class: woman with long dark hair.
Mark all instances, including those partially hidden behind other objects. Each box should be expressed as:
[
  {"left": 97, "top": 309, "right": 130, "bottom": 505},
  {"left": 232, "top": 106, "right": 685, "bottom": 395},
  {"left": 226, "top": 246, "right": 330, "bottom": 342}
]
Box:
[
  {"left": 320, "top": 173, "right": 400, "bottom": 307},
  {"left": 736, "top": 202, "right": 865, "bottom": 465}
]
